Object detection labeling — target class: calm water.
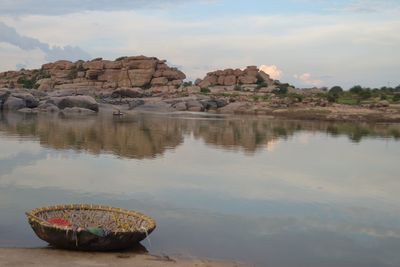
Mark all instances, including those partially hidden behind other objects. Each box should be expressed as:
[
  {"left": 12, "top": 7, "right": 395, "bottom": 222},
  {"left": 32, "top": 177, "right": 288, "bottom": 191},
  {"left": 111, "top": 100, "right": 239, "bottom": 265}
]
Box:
[{"left": 0, "top": 111, "right": 400, "bottom": 267}]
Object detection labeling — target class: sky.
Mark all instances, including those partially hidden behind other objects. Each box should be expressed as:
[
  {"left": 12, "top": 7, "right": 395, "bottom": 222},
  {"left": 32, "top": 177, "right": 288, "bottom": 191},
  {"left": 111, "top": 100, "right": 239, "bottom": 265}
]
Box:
[{"left": 0, "top": 0, "right": 399, "bottom": 88}]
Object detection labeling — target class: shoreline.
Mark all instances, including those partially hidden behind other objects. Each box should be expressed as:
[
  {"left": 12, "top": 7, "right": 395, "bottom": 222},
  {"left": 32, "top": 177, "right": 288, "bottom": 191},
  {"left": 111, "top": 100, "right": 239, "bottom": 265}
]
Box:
[
  {"left": 103, "top": 100, "right": 400, "bottom": 123},
  {"left": 1, "top": 87, "right": 400, "bottom": 123},
  {"left": 0, "top": 247, "right": 250, "bottom": 267}
]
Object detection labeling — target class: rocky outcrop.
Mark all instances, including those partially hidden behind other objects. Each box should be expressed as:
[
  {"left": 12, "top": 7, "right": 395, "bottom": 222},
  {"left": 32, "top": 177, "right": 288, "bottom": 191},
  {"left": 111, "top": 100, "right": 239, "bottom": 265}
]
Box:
[
  {"left": 0, "top": 56, "right": 186, "bottom": 92},
  {"left": 195, "top": 66, "right": 274, "bottom": 89}
]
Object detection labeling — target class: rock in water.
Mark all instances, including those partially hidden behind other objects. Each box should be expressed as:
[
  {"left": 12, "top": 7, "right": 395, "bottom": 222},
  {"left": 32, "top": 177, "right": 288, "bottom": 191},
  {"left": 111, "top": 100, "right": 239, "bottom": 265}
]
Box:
[
  {"left": 48, "top": 95, "right": 99, "bottom": 112},
  {"left": 3, "top": 96, "right": 25, "bottom": 111}
]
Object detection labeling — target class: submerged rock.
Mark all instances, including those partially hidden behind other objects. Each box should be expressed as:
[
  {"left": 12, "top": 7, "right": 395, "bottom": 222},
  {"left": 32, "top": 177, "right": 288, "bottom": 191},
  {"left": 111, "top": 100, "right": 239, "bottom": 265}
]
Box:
[
  {"left": 61, "top": 107, "right": 96, "bottom": 115},
  {"left": 128, "top": 99, "right": 145, "bottom": 109}
]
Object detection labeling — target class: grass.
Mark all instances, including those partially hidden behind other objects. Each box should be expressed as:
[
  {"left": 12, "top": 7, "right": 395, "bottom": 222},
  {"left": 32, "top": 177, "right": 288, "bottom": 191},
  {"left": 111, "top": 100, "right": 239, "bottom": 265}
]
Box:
[{"left": 337, "top": 97, "right": 359, "bottom": 105}]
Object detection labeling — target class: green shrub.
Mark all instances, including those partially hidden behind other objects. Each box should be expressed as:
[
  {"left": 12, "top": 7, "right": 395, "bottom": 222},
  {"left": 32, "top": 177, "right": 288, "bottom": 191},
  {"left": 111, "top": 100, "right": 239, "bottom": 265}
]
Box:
[
  {"left": 273, "top": 83, "right": 289, "bottom": 95},
  {"left": 393, "top": 94, "right": 400, "bottom": 102},
  {"left": 17, "top": 76, "right": 35, "bottom": 88},
  {"left": 200, "top": 87, "right": 211, "bottom": 93},
  {"left": 287, "top": 93, "right": 303, "bottom": 102},
  {"left": 327, "top": 93, "right": 339, "bottom": 103},
  {"left": 359, "top": 89, "right": 372, "bottom": 100},
  {"left": 67, "top": 66, "right": 78, "bottom": 79},
  {"left": 234, "top": 84, "right": 242, "bottom": 91}
]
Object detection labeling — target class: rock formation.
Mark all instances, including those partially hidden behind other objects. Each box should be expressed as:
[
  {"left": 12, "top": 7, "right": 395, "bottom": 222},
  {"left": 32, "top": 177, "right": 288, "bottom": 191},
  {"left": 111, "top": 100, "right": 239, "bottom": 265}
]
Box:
[
  {"left": 195, "top": 66, "right": 274, "bottom": 90},
  {"left": 0, "top": 56, "right": 186, "bottom": 92}
]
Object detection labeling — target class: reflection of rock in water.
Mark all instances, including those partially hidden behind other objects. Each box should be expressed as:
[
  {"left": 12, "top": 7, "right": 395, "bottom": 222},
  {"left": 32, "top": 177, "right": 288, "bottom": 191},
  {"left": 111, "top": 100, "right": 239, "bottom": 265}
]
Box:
[
  {"left": 0, "top": 112, "right": 399, "bottom": 159},
  {"left": 0, "top": 113, "right": 183, "bottom": 159}
]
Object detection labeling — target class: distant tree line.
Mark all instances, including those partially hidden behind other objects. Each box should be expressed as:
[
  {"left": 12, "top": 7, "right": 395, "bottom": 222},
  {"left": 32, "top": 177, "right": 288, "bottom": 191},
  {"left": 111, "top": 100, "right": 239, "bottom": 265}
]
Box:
[{"left": 327, "top": 85, "right": 400, "bottom": 104}]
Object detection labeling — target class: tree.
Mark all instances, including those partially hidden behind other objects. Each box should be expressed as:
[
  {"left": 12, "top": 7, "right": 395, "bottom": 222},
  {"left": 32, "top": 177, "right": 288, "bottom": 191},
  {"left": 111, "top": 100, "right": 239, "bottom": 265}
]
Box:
[
  {"left": 273, "top": 83, "right": 290, "bottom": 95},
  {"left": 359, "top": 89, "right": 372, "bottom": 99},
  {"left": 349, "top": 85, "right": 363, "bottom": 94},
  {"left": 329, "top": 86, "right": 343, "bottom": 94}
]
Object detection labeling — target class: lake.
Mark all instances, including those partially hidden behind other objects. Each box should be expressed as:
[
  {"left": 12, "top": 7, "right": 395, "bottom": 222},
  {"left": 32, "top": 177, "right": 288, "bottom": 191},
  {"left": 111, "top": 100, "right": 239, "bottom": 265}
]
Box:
[{"left": 0, "top": 111, "right": 399, "bottom": 267}]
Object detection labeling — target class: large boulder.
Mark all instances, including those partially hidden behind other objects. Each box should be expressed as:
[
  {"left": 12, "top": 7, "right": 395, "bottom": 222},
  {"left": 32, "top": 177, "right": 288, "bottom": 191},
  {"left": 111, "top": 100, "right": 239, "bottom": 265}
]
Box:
[
  {"left": 173, "top": 102, "right": 187, "bottom": 111},
  {"left": 223, "top": 75, "right": 237, "bottom": 86},
  {"left": 186, "top": 100, "right": 204, "bottom": 112},
  {"left": 83, "top": 60, "right": 104, "bottom": 70},
  {"left": 3, "top": 96, "right": 26, "bottom": 111},
  {"left": 37, "top": 102, "right": 60, "bottom": 113},
  {"left": 48, "top": 95, "right": 99, "bottom": 112},
  {"left": 36, "top": 78, "right": 54, "bottom": 91},
  {"left": 97, "top": 69, "right": 121, "bottom": 82},
  {"left": 151, "top": 77, "right": 168, "bottom": 86},
  {"left": 128, "top": 69, "right": 154, "bottom": 87},
  {"left": 124, "top": 59, "right": 157, "bottom": 69},
  {"left": 201, "top": 99, "right": 228, "bottom": 110},
  {"left": 162, "top": 69, "right": 186, "bottom": 80},
  {"left": 238, "top": 75, "right": 257, "bottom": 84},
  {"left": 42, "top": 60, "right": 74, "bottom": 70},
  {"left": 103, "top": 60, "right": 122, "bottom": 69},
  {"left": 12, "top": 93, "right": 39, "bottom": 108}
]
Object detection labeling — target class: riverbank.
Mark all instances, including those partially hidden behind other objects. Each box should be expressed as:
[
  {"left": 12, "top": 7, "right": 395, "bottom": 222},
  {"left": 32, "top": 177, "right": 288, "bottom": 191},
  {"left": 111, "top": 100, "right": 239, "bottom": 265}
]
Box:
[
  {"left": 0, "top": 248, "right": 250, "bottom": 267},
  {"left": 1, "top": 87, "right": 400, "bottom": 123}
]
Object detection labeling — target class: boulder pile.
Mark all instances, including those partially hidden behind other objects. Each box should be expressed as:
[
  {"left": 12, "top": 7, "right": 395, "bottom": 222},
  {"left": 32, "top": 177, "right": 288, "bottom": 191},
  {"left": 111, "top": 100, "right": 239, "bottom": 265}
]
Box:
[
  {"left": 0, "top": 56, "right": 186, "bottom": 92},
  {"left": 195, "top": 66, "right": 274, "bottom": 88},
  {"left": 0, "top": 88, "right": 99, "bottom": 113}
]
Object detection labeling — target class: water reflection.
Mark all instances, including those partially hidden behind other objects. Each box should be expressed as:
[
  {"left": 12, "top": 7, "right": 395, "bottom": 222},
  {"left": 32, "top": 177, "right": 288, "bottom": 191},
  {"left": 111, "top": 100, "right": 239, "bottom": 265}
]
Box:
[
  {"left": 0, "top": 112, "right": 399, "bottom": 159},
  {"left": 0, "top": 112, "right": 400, "bottom": 267}
]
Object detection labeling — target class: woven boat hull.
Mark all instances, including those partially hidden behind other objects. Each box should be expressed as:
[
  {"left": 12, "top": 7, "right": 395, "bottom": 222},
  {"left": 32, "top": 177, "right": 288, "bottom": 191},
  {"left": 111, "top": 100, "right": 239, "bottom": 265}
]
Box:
[{"left": 26, "top": 204, "right": 156, "bottom": 251}]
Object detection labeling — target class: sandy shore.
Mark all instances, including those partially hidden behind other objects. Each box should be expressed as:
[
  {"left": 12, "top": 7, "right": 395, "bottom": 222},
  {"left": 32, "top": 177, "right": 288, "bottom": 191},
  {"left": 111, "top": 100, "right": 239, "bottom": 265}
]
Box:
[{"left": 0, "top": 248, "right": 251, "bottom": 267}]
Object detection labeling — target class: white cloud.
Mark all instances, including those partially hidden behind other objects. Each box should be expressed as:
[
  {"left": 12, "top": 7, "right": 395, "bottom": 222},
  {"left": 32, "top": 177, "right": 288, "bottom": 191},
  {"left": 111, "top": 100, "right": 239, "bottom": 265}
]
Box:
[
  {"left": 259, "top": 65, "right": 283, "bottom": 80},
  {"left": 0, "top": 42, "right": 46, "bottom": 71},
  {"left": 0, "top": 21, "right": 90, "bottom": 65},
  {"left": 294, "top": 73, "right": 323, "bottom": 87}
]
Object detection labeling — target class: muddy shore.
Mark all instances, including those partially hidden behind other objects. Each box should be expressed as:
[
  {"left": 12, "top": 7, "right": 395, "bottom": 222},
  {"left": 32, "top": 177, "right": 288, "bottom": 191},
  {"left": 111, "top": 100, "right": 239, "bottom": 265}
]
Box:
[{"left": 0, "top": 248, "right": 251, "bottom": 267}]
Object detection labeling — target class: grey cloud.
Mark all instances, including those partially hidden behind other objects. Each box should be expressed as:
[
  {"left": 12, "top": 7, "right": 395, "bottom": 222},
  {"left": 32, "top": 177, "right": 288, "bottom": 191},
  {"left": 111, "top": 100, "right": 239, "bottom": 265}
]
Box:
[
  {"left": 0, "top": 22, "right": 90, "bottom": 62},
  {"left": 0, "top": 0, "right": 192, "bottom": 16}
]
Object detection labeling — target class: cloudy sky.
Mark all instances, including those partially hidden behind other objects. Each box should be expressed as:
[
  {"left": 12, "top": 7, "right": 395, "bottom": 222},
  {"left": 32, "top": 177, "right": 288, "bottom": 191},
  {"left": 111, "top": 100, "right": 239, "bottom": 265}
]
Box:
[{"left": 0, "top": 0, "right": 399, "bottom": 88}]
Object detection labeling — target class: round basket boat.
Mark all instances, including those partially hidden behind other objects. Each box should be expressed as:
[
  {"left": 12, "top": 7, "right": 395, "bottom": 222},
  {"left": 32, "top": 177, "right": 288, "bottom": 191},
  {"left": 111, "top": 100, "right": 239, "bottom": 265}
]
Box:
[{"left": 26, "top": 204, "right": 156, "bottom": 251}]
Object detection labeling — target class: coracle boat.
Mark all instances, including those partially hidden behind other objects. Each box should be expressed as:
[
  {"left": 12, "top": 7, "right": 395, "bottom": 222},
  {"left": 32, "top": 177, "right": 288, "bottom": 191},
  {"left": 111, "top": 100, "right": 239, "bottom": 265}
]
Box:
[{"left": 26, "top": 204, "right": 156, "bottom": 251}]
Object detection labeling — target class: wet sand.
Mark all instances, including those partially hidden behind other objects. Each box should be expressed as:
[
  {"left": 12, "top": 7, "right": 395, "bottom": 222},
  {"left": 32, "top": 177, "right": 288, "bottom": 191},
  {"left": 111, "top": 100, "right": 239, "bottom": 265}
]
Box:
[{"left": 0, "top": 248, "right": 251, "bottom": 267}]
